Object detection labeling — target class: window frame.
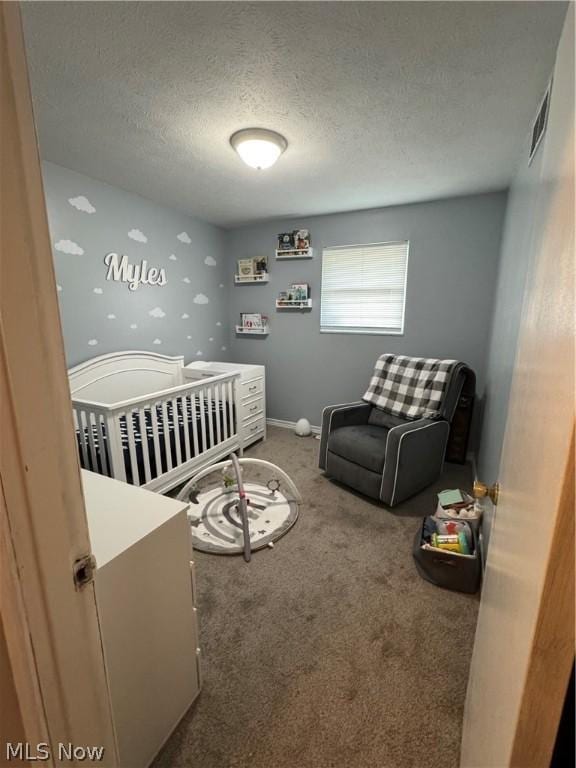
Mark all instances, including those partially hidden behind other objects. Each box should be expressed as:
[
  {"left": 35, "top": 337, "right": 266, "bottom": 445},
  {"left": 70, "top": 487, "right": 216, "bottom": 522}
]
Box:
[{"left": 319, "top": 240, "right": 410, "bottom": 336}]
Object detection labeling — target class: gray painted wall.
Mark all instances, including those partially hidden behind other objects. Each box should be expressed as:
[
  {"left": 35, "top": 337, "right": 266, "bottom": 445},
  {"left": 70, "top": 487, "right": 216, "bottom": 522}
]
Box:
[
  {"left": 476, "top": 153, "right": 544, "bottom": 484},
  {"left": 477, "top": 6, "right": 571, "bottom": 552},
  {"left": 225, "top": 192, "right": 507, "bottom": 433},
  {"left": 42, "top": 161, "right": 230, "bottom": 367}
]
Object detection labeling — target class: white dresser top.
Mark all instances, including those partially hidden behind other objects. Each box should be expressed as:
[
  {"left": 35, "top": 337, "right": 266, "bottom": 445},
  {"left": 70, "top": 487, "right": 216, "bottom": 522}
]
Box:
[
  {"left": 186, "top": 360, "right": 264, "bottom": 374},
  {"left": 82, "top": 470, "right": 189, "bottom": 568}
]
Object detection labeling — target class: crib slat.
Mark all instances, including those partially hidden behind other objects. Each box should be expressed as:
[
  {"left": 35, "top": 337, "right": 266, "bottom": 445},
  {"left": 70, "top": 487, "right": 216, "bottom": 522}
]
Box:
[
  {"left": 161, "top": 400, "right": 173, "bottom": 471},
  {"left": 138, "top": 407, "right": 151, "bottom": 484},
  {"left": 181, "top": 396, "right": 191, "bottom": 460},
  {"left": 207, "top": 388, "right": 214, "bottom": 449},
  {"left": 199, "top": 389, "right": 207, "bottom": 451},
  {"left": 86, "top": 412, "right": 99, "bottom": 472},
  {"left": 221, "top": 382, "right": 229, "bottom": 441},
  {"left": 96, "top": 414, "right": 110, "bottom": 475},
  {"left": 191, "top": 393, "right": 200, "bottom": 457},
  {"left": 227, "top": 381, "right": 235, "bottom": 436},
  {"left": 150, "top": 404, "right": 162, "bottom": 477},
  {"left": 172, "top": 397, "right": 183, "bottom": 466},
  {"left": 214, "top": 383, "right": 222, "bottom": 445},
  {"left": 75, "top": 409, "right": 90, "bottom": 469},
  {"left": 125, "top": 410, "right": 140, "bottom": 485}
]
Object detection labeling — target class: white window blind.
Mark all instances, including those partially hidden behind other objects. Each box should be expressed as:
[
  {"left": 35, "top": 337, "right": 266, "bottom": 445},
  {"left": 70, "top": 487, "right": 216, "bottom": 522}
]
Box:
[{"left": 320, "top": 241, "right": 409, "bottom": 335}]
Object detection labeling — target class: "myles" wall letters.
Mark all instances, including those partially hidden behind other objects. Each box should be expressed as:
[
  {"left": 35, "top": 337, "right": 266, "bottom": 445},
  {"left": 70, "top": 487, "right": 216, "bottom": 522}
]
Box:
[{"left": 104, "top": 252, "right": 167, "bottom": 291}]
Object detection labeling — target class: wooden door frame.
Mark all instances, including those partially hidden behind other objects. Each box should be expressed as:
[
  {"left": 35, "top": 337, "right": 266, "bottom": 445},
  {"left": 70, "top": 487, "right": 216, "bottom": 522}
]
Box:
[
  {"left": 0, "top": 3, "right": 117, "bottom": 763},
  {"left": 509, "top": 430, "right": 574, "bottom": 766}
]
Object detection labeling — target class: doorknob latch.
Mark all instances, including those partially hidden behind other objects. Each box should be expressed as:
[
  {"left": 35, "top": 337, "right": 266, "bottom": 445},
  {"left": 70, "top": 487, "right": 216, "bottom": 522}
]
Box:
[{"left": 473, "top": 480, "right": 500, "bottom": 506}]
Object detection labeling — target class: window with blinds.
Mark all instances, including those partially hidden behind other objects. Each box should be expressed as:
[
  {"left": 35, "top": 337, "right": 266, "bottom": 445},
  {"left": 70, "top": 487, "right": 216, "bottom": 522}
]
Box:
[{"left": 320, "top": 241, "right": 409, "bottom": 335}]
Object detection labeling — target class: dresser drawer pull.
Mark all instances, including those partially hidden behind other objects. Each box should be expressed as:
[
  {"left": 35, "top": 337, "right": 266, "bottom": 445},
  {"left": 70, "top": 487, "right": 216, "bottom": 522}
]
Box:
[
  {"left": 248, "top": 405, "right": 259, "bottom": 412},
  {"left": 248, "top": 385, "right": 258, "bottom": 392},
  {"left": 249, "top": 424, "right": 262, "bottom": 433}
]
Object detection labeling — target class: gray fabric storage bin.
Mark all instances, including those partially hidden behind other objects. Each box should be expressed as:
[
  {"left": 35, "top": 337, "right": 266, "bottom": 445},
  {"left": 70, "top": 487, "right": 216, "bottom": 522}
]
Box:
[{"left": 413, "top": 518, "right": 481, "bottom": 594}]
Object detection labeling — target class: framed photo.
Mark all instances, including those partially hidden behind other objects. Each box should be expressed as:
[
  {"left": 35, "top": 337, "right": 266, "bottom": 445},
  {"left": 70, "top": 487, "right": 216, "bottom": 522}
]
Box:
[
  {"left": 238, "top": 258, "right": 255, "bottom": 277},
  {"left": 241, "top": 312, "right": 263, "bottom": 328},
  {"left": 294, "top": 229, "right": 310, "bottom": 250},
  {"left": 253, "top": 255, "right": 268, "bottom": 274},
  {"left": 277, "top": 232, "right": 294, "bottom": 250},
  {"left": 291, "top": 283, "right": 309, "bottom": 301}
]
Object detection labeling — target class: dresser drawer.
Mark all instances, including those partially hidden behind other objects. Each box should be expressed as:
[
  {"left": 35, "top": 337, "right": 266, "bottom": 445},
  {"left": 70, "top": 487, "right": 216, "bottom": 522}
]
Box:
[
  {"left": 241, "top": 396, "right": 264, "bottom": 422},
  {"left": 243, "top": 416, "right": 265, "bottom": 441},
  {"left": 240, "top": 377, "right": 263, "bottom": 400}
]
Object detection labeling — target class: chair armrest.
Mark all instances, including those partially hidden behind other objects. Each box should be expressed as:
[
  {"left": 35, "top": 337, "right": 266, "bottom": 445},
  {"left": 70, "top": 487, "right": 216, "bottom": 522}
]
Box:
[
  {"left": 380, "top": 418, "right": 450, "bottom": 506},
  {"left": 318, "top": 402, "right": 371, "bottom": 470}
]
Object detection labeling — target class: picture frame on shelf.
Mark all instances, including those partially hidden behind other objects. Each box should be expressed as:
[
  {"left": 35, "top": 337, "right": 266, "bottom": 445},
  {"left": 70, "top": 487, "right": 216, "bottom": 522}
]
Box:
[
  {"left": 277, "top": 232, "right": 295, "bottom": 250},
  {"left": 253, "top": 255, "right": 268, "bottom": 275},
  {"left": 294, "top": 230, "right": 310, "bottom": 251},
  {"left": 240, "top": 313, "right": 265, "bottom": 329},
  {"left": 238, "top": 258, "right": 255, "bottom": 278},
  {"left": 291, "top": 283, "right": 309, "bottom": 301}
]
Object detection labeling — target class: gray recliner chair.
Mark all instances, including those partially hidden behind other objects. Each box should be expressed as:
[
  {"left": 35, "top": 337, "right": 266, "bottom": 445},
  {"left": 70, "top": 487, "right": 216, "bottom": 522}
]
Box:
[{"left": 318, "top": 361, "right": 475, "bottom": 507}]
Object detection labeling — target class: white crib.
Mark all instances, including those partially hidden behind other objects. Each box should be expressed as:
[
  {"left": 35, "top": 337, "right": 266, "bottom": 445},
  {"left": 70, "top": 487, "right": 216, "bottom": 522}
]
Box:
[{"left": 69, "top": 351, "right": 241, "bottom": 494}]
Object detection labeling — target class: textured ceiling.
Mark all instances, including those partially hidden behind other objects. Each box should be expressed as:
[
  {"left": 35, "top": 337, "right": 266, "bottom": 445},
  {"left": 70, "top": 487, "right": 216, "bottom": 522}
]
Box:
[{"left": 22, "top": 1, "right": 566, "bottom": 228}]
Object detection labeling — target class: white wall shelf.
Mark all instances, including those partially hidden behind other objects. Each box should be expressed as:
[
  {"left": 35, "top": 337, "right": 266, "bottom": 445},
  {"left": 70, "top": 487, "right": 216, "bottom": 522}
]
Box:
[
  {"left": 235, "top": 325, "right": 269, "bottom": 336},
  {"left": 275, "top": 299, "right": 313, "bottom": 310},
  {"left": 234, "top": 274, "right": 269, "bottom": 284},
  {"left": 275, "top": 248, "right": 314, "bottom": 260}
]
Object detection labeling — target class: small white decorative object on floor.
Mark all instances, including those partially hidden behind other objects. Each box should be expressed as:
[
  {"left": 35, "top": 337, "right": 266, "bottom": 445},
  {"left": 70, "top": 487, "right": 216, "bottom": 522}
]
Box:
[
  {"left": 295, "top": 418, "right": 312, "bottom": 436},
  {"left": 185, "top": 360, "right": 266, "bottom": 448}
]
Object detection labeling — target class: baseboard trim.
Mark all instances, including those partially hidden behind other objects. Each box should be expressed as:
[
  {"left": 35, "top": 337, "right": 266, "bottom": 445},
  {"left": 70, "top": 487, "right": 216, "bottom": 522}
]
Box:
[{"left": 266, "top": 418, "right": 321, "bottom": 435}]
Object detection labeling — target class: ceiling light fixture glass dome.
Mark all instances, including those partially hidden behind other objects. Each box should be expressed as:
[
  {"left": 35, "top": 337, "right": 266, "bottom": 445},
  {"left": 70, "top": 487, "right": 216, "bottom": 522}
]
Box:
[{"left": 230, "top": 128, "right": 287, "bottom": 170}]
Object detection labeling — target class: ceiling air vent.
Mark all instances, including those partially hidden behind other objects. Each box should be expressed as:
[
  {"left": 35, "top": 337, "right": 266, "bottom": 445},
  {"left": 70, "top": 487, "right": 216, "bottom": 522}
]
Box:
[{"left": 529, "top": 81, "right": 552, "bottom": 164}]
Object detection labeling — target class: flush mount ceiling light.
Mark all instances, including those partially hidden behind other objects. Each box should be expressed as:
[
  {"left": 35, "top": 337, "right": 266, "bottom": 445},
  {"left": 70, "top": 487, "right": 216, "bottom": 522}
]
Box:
[{"left": 230, "top": 128, "right": 287, "bottom": 170}]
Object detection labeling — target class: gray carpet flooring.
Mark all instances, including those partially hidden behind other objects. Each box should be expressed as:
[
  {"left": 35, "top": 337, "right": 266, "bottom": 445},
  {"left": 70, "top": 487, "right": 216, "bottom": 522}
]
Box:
[{"left": 154, "top": 427, "right": 479, "bottom": 768}]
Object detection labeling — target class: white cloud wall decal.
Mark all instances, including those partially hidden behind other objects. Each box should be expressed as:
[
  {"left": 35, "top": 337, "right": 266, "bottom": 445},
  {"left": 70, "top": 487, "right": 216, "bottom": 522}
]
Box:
[
  {"left": 107, "top": 314, "right": 116, "bottom": 320},
  {"left": 68, "top": 195, "right": 96, "bottom": 214},
  {"left": 204, "top": 256, "right": 217, "bottom": 267},
  {"left": 55, "top": 239, "right": 84, "bottom": 255},
  {"left": 193, "top": 294, "right": 209, "bottom": 305},
  {"left": 177, "top": 232, "right": 192, "bottom": 244},
  {"left": 216, "top": 321, "right": 222, "bottom": 326},
  {"left": 93, "top": 287, "right": 103, "bottom": 294},
  {"left": 148, "top": 306, "right": 166, "bottom": 318},
  {"left": 182, "top": 277, "right": 191, "bottom": 284},
  {"left": 57, "top": 285, "right": 63, "bottom": 292},
  {"left": 88, "top": 339, "right": 98, "bottom": 346},
  {"left": 187, "top": 335, "right": 192, "bottom": 340},
  {"left": 221, "top": 346, "right": 227, "bottom": 351},
  {"left": 219, "top": 283, "right": 225, "bottom": 288},
  {"left": 209, "top": 337, "right": 214, "bottom": 342},
  {"left": 196, "top": 350, "right": 203, "bottom": 356},
  {"left": 153, "top": 338, "right": 162, "bottom": 345},
  {"left": 181, "top": 313, "right": 190, "bottom": 319},
  {"left": 169, "top": 254, "right": 178, "bottom": 261},
  {"left": 128, "top": 228, "right": 148, "bottom": 243},
  {"left": 130, "top": 323, "right": 138, "bottom": 329}
]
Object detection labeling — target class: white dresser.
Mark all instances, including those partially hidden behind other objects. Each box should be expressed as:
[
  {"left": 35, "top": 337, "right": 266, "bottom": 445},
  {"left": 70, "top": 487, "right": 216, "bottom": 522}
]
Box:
[
  {"left": 185, "top": 361, "right": 266, "bottom": 448},
  {"left": 82, "top": 470, "right": 201, "bottom": 768}
]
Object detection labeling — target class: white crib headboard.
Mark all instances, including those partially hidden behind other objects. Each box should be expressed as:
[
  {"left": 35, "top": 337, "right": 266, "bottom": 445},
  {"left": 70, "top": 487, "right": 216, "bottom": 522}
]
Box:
[{"left": 68, "top": 351, "right": 185, "bottom": 404}]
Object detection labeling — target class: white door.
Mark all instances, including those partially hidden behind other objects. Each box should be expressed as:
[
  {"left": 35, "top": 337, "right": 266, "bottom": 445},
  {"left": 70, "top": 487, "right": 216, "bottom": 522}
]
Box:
[
  {"left": 1, "top": 3, "right": 117, "bottom": 763},
  {"left": 460, "top": 7, "right": 574, "bottom": 767}
]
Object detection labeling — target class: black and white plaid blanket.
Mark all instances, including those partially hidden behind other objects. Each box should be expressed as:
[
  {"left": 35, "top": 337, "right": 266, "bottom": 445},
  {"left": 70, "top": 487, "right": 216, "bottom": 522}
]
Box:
[{"left": 363, "top": 354, "right": 457, "bottom": 420}]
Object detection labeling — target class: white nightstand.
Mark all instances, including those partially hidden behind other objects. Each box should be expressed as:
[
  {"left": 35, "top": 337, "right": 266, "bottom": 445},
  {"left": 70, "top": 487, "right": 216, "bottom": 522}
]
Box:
[{"left": 185, "top": 361, "right": 266, "bottom": 448}]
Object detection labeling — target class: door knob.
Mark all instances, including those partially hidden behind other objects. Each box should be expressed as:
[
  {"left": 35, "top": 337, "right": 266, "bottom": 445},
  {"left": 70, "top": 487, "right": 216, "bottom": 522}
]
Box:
[{"left": 473, "top": 479, "right": 500, "bottom": 505}]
